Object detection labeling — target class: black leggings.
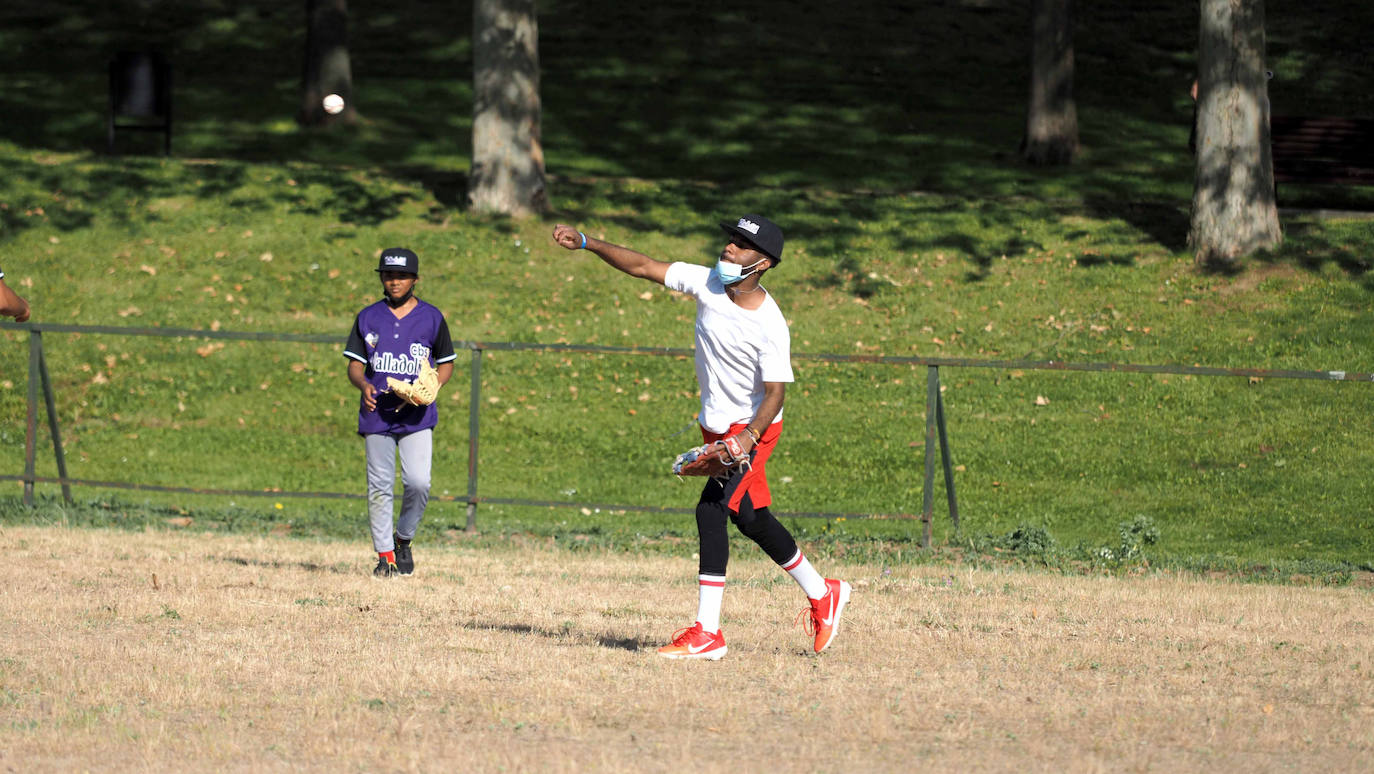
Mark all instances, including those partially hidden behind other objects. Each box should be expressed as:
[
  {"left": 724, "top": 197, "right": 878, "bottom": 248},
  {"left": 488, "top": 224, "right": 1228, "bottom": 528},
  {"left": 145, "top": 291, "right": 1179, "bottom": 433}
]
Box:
[{"left": 695, "top": 475, "right": 798, "bottom": 577}]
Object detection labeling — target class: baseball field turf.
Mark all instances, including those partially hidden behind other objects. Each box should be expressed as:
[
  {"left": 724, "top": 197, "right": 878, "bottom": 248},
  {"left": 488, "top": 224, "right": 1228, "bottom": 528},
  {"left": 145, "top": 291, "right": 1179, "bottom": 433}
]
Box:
[{"left": 2, "top": 1, "right": 1373, "bottom": 770}]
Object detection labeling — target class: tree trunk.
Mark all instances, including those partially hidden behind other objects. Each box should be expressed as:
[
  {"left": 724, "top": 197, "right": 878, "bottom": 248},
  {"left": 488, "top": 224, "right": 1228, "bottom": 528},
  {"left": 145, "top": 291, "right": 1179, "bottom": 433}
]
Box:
[
  {"left": 1188, "top": 0, "right": 1281, "bottom": 267},
  {"left": 469, "top": 0, "right": 547, "bottom": 216},
  {"left": 1022, "top": 0, "right": 1078, "bottom": 165},
  {"left": 299, "top": 0, "right": 355, "bottom": 126}
]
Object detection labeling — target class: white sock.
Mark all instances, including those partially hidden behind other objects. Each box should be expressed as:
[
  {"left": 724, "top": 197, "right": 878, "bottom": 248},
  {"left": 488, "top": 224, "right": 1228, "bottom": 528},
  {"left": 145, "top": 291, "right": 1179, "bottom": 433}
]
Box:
[
  {"left": 782, "top": 550, "right": 828, "bottom": 599},
  {"left": 696, "top": 574, "right": 725, "bottom": 632}
]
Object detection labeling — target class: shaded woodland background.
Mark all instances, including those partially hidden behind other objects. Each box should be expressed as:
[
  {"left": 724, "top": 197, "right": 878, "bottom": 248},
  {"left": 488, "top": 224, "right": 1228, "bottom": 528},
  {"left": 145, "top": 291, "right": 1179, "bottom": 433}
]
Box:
[{"left": 1, "top": 0, "right": 1369, "bottom": 186}]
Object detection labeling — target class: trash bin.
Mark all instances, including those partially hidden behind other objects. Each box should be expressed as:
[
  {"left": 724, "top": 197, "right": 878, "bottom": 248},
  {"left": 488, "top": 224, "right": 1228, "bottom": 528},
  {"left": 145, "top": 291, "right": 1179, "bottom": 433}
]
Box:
[{"left": 107, "top": 51, "right": 172, "bottom": 155}]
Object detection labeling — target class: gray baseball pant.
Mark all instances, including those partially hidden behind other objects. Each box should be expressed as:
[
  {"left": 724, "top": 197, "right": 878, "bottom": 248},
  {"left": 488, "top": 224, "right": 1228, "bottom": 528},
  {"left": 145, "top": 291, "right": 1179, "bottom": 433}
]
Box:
[{"left": 364, "top": 429, "right": 433, "bottom": 553}]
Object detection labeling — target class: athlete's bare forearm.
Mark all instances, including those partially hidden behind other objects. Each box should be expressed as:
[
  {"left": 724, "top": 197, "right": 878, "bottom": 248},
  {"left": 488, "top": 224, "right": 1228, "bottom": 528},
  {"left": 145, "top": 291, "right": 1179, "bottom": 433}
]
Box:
[
  {"left": 0, "top": 280, "right": 29, "bottom": 322},
  {"left": 552, "top": 224, "right": 669, "bottom": 285}
]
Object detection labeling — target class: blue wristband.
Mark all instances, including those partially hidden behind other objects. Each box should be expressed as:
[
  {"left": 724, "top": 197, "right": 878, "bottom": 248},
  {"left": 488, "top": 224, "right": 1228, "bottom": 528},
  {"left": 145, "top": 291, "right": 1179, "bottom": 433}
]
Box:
[{"left": 578, "top": 231, "right": 587, "bottom": 250}]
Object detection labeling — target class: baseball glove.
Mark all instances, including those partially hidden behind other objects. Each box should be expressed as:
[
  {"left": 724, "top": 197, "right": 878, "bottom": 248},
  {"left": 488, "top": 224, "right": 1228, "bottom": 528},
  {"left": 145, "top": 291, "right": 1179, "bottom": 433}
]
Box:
[
  {"left": 672, "top": 434, "right": 751, "bottom": 478},
  {"left": 386, "top": 360, "right": 440, "bottom": 406}
]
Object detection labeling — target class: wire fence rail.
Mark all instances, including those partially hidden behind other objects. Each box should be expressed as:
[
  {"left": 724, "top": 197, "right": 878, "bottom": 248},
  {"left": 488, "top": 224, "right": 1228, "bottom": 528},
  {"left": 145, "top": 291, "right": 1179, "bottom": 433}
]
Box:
[{"left": 5, "top": 321, "right": 1372, "bottom": 546}]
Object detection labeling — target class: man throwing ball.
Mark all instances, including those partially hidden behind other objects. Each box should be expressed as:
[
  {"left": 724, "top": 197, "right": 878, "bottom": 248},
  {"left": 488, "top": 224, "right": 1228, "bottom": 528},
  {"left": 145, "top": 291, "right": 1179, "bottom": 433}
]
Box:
[
  {"left": 552, "top": 216, "right": 851, "bottom": 659},
  {"left": 344, "top": 248, "right": 456, "bottom": 578}
]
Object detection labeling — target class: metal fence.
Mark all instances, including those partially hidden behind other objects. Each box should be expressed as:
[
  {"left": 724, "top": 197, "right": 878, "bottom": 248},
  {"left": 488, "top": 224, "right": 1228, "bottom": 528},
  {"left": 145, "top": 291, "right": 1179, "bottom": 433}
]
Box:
[{"left": 5, "top": 320, "right": 1372, "bottom": 546}]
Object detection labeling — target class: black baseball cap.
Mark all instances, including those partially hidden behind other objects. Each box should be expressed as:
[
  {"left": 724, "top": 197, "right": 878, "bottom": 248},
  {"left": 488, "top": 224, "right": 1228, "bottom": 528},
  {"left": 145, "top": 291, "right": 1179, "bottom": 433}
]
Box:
[
  {"left": 376, "top": 247, "right": 419, "bottom": 275},
  {"left": 719, "top": 214, "right": 784, "bottom": 263}
]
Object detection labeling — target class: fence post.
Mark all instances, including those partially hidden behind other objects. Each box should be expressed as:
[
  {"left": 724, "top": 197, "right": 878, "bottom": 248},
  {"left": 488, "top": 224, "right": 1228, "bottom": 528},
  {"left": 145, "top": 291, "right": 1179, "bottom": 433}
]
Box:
[
  {"left": 37, "top": 336, "right": 73, "bottom": 504},
  {"left": 23, "top": 331, "right": 40, "bottom": 506},
  {"left": 921, "top": 365, "right": 939, "bottom": 547},
  {"left": 464, "top": 346, "right": 483, "bottom": 532},
  {"left": 921, "top": 366, "right": 961, "bottom": 545},
  {"left": 936, "top": 385, "right": 959, "bottom": 532}
]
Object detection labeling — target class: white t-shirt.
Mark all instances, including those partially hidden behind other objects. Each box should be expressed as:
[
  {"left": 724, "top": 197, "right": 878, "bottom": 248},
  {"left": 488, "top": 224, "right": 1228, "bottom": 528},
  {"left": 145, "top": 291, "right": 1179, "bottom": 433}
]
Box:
[{"left": 664, "top": 262, "right": 794, "bottom": 433}]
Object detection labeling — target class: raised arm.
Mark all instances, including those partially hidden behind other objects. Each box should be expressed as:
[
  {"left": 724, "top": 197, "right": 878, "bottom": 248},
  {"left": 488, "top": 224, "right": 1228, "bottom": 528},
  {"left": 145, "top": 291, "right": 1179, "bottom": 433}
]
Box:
[
  {"left": 552, "top": 224, "right": 671, "bottom": 285},
  {"left": 0, "top": 278, "right": 30, "bottom": 322}
]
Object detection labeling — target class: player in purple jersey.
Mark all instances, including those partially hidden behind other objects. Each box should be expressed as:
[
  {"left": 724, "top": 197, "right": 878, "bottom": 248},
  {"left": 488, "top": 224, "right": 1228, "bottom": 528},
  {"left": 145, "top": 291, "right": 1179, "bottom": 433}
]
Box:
[
  {"left": 0, "top": 263, "right": 31, "bottom": 322},
  {"left": 344, "top": 248, "right": 457, "bottom": 577}
]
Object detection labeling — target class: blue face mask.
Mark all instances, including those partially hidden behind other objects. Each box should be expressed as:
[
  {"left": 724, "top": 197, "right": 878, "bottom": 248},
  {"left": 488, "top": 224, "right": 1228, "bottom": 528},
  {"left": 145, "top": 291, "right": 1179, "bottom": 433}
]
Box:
[{"left": 713, "top": 257, "right": 767, "bottom": 285}]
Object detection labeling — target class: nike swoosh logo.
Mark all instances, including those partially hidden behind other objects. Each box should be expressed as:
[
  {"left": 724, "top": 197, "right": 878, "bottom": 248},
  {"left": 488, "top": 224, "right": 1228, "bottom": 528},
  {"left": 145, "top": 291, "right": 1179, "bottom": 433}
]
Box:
[
  {"left": 687, "top": 640, "right": 716, "bottom": 654},
  {"left": 818, "top": 601, "right": 836, "bottom": 627}
]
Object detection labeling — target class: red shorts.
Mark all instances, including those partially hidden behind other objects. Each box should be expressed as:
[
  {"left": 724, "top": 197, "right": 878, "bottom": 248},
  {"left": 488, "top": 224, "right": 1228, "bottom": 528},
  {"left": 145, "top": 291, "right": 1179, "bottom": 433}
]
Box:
[{"left": 702, "top": 421, "right": 782, "bottom": 513}]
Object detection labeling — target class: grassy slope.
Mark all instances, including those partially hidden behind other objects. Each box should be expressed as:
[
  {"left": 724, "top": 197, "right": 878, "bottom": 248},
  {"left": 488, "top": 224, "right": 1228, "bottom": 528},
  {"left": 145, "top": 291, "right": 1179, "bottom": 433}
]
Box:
[{"left": 0, "top": 0, "right": 1371, "bottom": 575}]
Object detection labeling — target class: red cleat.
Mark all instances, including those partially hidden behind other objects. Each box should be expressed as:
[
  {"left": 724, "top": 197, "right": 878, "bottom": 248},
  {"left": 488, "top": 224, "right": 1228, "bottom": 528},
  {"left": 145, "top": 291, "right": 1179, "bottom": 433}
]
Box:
[
  {"left": 657, "top": 623, "right": 727, "bottom": 661},
  {"left": 800, "top": 578, "right": 851, "bottom": 654}
]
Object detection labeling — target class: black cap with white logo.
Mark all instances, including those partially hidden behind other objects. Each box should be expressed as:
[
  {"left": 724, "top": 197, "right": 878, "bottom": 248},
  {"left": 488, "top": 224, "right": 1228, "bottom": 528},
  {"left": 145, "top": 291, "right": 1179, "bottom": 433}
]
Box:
[
  {"left": 375, "top": 247, "right": 419, "bottom": 275},
  {"left": 719, "top": 215, "right": 784, "bottom": 263}
]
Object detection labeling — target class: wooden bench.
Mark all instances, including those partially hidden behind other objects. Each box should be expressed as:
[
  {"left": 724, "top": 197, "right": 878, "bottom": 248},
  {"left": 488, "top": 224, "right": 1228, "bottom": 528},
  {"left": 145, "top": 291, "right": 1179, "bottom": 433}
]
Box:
[{"left": 1270, "top": 116, "right": 1374, "bottom": 188}]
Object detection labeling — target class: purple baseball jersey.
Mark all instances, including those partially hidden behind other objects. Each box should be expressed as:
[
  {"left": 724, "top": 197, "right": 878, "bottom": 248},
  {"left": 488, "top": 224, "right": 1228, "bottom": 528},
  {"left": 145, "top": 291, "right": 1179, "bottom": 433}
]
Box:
[{"left": 344, "top": 299, "right": 457, "bottom": 436}]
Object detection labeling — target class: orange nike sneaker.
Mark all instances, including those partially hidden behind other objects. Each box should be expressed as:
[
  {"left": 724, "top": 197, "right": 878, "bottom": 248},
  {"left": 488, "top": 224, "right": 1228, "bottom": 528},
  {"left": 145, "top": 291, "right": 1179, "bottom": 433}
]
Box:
[
  {"left": 657, "top": 623, "right": 727, "bottom": 661},
  {"left": 801, "top": 578, "right": 852, "bottom": 654}
]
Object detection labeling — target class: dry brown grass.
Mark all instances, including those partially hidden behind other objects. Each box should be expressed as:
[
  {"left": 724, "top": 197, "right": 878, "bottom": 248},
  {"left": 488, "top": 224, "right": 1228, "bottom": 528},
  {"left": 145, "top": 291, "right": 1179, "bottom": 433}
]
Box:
[{"left": 0, "top": 525, "right": 1370, "bottom": 773}]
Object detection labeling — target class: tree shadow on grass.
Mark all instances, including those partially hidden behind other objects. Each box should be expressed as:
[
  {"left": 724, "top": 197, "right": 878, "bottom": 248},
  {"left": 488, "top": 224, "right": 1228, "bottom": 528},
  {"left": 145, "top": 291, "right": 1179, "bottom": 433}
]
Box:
[
  {"left": 1186, "top": 214, "right": 1374, "bottom": 285},
  {"left": 1258, "top": 217, "right": 1374, "bottom": 281},
  {"left": 0, "top": 151, "right": 422, "bottom": 250},
  {"left": 388, "top": 165, "right": 470, "bottom": 221},
  {"left": 459, "top": 618, "right": 652, "bottom": 652},
  {"left": 216, "top": 554, "right": 355, "bottom": 574},
  {"left": 1084, "top": 196, "right": 1192, "bottom": 254}
]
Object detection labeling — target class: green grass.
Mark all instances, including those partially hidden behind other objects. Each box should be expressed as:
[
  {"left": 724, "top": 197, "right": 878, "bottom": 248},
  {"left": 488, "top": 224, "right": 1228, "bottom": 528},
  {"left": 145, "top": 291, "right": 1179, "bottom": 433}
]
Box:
[{"left": 2, "top": 0, "right": 1373, "bottom": 580}]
